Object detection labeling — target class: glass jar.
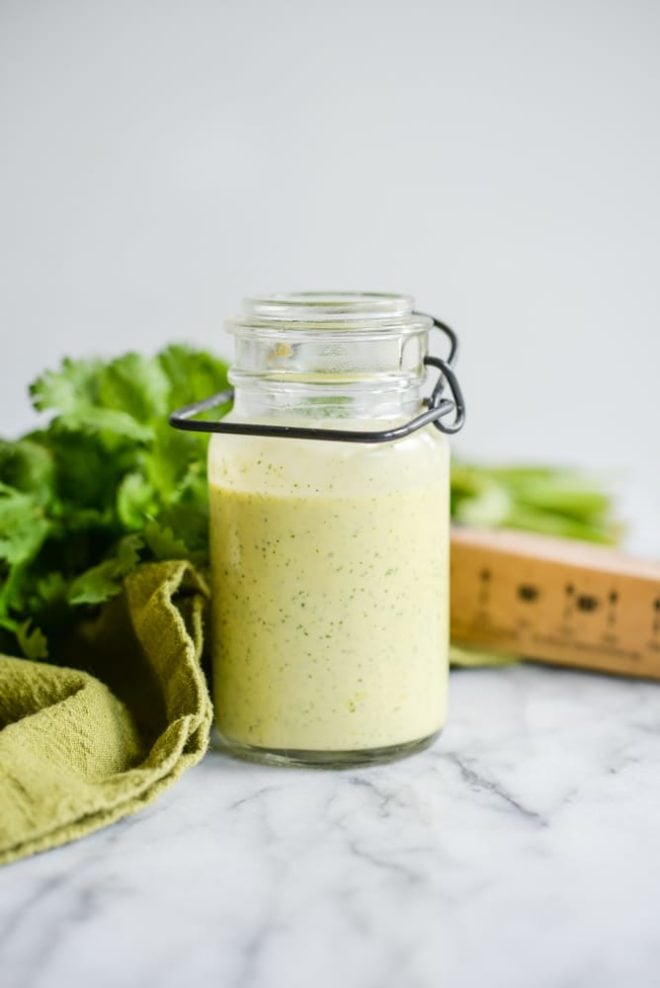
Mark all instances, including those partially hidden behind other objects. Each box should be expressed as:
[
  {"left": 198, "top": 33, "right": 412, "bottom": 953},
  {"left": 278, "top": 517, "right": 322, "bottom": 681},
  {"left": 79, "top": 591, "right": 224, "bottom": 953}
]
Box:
[{"left": 175, "top": 292, "right": 465, "bottom": 767}]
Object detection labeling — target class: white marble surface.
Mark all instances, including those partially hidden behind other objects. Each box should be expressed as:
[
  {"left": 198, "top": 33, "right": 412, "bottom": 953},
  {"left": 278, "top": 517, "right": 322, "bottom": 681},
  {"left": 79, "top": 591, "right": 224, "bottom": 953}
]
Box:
[{"left": 1, "top": 662, "right": 659, "bottom": 988}]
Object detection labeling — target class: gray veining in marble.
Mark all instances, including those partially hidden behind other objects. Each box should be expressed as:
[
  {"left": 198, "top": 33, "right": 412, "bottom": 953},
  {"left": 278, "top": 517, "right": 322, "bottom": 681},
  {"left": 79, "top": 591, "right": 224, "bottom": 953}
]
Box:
[{"left": 1, "top": 663, "right": 659, "bottom": 988}]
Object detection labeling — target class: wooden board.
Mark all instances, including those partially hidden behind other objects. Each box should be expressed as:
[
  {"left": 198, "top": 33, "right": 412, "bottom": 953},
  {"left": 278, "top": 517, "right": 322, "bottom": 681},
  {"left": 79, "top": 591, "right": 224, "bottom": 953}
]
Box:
[{"left": 450, "top": 527, "right": 660, "bottom": 680}]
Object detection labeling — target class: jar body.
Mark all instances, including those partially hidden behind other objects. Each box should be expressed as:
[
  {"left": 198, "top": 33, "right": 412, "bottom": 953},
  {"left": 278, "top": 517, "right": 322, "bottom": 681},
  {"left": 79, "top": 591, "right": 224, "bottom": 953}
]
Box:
[{"left": 208, "top": 421, "right": 450, "bottom": 765}]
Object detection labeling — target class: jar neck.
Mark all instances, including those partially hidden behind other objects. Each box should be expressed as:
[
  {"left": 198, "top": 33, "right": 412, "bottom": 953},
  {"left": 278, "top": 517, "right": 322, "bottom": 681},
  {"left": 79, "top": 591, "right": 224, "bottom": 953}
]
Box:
[
  {"left": 230, "top": 377, "right": 424, "bottom": 422},
  {"left": 226, "top": 292, "right": 432, "bottom": 423}
]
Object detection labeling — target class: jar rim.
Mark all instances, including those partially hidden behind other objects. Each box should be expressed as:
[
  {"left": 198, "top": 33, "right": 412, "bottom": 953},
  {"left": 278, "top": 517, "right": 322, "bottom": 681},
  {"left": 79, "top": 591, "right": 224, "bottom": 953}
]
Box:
[
  {"left": 229, "top": 291, "right": 431, "bottom": 335},
  {"left": 245, "top": 291, "right": 413, "bottom": 319}
]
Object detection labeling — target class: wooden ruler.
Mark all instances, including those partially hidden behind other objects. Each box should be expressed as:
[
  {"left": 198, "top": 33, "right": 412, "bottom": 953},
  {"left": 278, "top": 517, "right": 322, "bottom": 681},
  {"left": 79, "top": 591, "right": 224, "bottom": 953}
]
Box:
[{"left": 450, "top": 527, "right": 660, "bottom": 680}]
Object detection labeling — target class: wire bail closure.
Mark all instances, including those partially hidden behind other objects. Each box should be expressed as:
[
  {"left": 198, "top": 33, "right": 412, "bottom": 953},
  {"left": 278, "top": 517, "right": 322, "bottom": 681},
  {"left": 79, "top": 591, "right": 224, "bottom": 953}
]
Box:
[{"left": 169, "top": 313, "right": 465, "bottom": 444}]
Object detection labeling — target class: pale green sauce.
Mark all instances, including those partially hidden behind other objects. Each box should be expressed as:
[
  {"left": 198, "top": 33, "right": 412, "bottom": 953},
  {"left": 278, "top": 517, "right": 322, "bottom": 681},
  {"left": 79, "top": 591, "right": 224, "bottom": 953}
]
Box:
[{"left": 209, "top": 435, "right": 449, "bottom": 751}]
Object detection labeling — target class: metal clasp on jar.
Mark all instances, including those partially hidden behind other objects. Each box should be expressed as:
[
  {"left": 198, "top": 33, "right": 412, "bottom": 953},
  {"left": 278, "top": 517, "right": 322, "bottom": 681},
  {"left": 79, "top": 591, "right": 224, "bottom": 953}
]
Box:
[{"left": 169, "top": 313, "right": 465, "bottom": 443}]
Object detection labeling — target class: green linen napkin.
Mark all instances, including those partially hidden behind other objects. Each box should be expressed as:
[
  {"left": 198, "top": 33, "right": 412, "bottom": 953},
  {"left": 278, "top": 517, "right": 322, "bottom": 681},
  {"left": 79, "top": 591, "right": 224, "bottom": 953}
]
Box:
[{"left": 0, "top": 560, "right": 212, "bottom": 866}]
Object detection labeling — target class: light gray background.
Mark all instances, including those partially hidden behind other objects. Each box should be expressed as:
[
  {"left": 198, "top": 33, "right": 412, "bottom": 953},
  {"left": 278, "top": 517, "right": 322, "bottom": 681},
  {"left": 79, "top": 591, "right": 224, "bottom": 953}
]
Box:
[{"left": 1, "top": 0, "right": 658, "bottom": 547}]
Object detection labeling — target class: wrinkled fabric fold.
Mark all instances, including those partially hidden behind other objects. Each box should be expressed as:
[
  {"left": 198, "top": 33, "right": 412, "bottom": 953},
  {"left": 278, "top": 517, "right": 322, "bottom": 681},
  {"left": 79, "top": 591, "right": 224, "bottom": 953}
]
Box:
[{"left": 0, "top": 561, "right": 212, "bottom": 866}]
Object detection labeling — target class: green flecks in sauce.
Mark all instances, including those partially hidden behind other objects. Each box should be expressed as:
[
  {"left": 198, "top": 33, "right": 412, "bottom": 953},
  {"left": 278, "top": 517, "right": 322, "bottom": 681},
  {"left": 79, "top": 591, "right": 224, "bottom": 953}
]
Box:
[{"left": 209, "top": 481, "right": 449, "bottom": 751}]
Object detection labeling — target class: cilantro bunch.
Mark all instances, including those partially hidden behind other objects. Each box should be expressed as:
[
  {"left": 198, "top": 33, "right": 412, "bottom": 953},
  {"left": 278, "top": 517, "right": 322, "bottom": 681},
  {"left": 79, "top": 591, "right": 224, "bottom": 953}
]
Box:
[{"left": 0, "top": 345, "right": 229, "bottom": 659}]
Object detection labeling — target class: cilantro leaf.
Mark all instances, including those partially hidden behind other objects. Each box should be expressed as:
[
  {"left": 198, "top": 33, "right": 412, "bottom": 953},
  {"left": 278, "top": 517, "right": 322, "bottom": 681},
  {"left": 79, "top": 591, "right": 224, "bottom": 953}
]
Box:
[
  {"left": 143, "top": 520, "right": 192, "bottom": 561},
  {"left": 16, "top": 621, "right": 49, "bottom": 660},
  {"left": 0, "top": 485, "right": 51, "bottom": 565},
  {"left": 67, "top": 534, "right": 144, "bottom": 605},
  {"left": 0, "top": 438, "right": 54, "bottom": 504},
  {"left": 157, "top": 344, "right": 230, "bottom": 411}
]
